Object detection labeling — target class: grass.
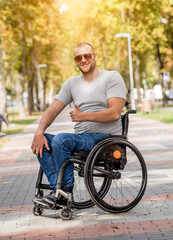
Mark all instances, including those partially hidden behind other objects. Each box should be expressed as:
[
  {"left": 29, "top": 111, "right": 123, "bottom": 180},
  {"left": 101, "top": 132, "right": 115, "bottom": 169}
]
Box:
[
  {"left": 136, "top": 109, "right": 173, "bottom": 124},
  {"left": 3, "top": 128, "right": 24, "bottom": 135},
  {"left": 3, "top": 118, "right": 38, "bottom": 135},
  {"left": 9, "top": 118, "right": 38, "bottom": 125}
]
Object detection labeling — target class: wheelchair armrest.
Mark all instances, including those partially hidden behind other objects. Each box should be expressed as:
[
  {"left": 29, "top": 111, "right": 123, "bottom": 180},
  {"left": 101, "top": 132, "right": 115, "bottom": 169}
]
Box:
[
  {"left": 121, "top": 109, "right": 136, "bottom": 137},
  {"left": 127, "top": 109, "right": 136, "bottom": 114}
]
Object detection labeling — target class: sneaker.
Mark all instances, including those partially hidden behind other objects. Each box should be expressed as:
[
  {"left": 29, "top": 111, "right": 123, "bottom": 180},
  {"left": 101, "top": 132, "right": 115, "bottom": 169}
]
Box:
[
  {"left": 0, "top": 132, "right": 6, "bottom": 137},
  {"left": 32, "top": 196, "right": 50, "bottom": 207},
  {"left": 43, "top": 192, "right": 67, "bottom": 206}
]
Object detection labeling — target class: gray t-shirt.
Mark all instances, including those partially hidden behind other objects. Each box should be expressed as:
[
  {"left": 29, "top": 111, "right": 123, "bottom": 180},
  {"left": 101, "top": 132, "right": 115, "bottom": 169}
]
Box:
[{"left": 55, "top": 70, "right": 126, "bottom": 135}]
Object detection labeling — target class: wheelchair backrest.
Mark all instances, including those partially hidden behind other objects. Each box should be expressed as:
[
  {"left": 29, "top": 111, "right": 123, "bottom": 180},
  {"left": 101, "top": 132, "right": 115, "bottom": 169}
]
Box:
[{"left": 121, "top": 109, "right": 136, "bottom": 137}]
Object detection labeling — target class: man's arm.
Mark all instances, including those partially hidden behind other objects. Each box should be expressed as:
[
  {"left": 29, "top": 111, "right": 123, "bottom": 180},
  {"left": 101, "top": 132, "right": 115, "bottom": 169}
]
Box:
[
  {"left": 69, "top": 97, "right": 125, "bottom": 123},
  {"left": 31, "top": 99, "right": 65, "bottom": 158}
]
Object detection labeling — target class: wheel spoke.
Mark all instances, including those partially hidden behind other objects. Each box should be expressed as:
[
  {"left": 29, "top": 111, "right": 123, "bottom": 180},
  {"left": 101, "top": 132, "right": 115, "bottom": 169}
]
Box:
[{"left": 86, "top": 139, "right": 147, "bottom": 213}]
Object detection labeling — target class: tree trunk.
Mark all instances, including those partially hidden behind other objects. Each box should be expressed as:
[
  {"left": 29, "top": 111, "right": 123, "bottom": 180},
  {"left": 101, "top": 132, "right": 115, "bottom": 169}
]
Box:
[
  {"left": 16, "top": 74, "right": 26, "bottom": 118},
  {"left": 27, "top": 77, "right": 34, "bottom": 115},
  {"left": 27, "top": 51, "right": 35, "bottom": 115},
  {"left": 43, "top": 67, "right": 49, "bottom": 109},
  {"left": 37, "top": 65, "right": 44, "bottom": 111},
  {"left": 0, "top": 39, "right": 7, "bottom": 118},
  {"left": 7, "top": 68, "right": 15, "bottom": 90},
  {"left": 18, "top": 20, "right": 27, "bottom": 117},
  {"left": 155, "top": 43, "right": 167, "bottom": 107},
  {"left": 21, "top": 31, "right": 26, "bottom": 91},
  {"left": 134, "top": 54, "right": 141, "bottom": 104}
]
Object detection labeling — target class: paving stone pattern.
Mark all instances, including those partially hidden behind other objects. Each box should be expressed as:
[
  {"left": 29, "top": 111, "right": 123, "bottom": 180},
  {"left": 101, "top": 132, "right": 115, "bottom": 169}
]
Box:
[{"left": 0, "top": 107, "right": 173, "bottom": 239}]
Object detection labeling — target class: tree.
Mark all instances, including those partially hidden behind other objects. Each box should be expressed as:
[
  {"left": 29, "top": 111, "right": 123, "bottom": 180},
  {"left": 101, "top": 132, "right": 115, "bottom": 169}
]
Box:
[
  {"left": 1, "top": 0, "right": 65, "bottom": 115},
  {"left": 0, "top": 38, "right": 7, "bottom": 118},
  {"left": 1, "top": 0, "right": 172, "bottom": 116}
]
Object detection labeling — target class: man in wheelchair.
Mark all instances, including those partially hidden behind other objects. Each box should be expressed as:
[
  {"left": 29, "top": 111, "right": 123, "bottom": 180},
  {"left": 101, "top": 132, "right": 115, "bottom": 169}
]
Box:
[{"left": 31, "top": 42, "right": 126, "bottom": 208}]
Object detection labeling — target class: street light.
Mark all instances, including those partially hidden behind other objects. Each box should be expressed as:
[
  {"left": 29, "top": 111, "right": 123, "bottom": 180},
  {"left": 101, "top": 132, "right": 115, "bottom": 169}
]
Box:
[
  {"left": 115, "top": 33, "right": 136, "bottom": 109},
  {"left": 37, "top": 64, "right": 47, "bottom": 111}
]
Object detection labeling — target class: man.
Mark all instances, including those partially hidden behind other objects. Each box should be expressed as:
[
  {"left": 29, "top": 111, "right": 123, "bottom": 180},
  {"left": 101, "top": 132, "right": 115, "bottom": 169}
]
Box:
[
  {"left": 32, "top": 42, "right": 126, "bottom": 206},
  {"left": 0, "top": 114, "right": 8, "bottom": 137}
]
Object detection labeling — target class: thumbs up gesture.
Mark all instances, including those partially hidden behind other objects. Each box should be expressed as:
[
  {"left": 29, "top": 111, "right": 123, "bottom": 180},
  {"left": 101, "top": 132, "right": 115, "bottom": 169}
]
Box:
[{"left": 69, "top": 104, "right": 85, "bottom": 122}]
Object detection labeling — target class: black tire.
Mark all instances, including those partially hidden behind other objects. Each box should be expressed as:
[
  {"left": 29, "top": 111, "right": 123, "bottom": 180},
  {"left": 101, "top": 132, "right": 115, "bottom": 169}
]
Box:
[
  {"left": 60, "top": 207, "right": 73, "bottom": 220},
  {"left": 31, "top": 205, "right": 44, "bottom": 216},
  {"left": 73, "top": 161, "right": 112, "bottom": 209},
  {"left": 84, "top": 138, "right": 147, "bottom": 213}
]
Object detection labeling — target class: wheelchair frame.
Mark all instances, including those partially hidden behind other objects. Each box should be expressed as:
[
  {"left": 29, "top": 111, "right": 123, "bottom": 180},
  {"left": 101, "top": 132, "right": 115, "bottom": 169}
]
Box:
[{"left": 32, "top": 110, "right": 147, "bottom": 220}]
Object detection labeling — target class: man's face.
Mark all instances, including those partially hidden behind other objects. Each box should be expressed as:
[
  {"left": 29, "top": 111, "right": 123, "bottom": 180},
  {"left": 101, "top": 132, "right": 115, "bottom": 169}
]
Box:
[{"left": 74, "top": 45, "right": 97, "bottom": 74}]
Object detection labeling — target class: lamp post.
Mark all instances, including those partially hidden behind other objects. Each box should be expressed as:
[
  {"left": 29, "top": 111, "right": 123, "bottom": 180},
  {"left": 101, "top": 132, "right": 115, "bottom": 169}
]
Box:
[
  {"left": 37, "top": 64, "right": 47, "bottom": 111},
  {"left": 115, "top": 33, "right": 135, "bottom": 109}
]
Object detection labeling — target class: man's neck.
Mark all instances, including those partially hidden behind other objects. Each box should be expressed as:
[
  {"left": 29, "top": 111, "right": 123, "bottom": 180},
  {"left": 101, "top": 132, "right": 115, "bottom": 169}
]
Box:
[{"left": 82, "top": 68, "right": 99, "bottom": 82}]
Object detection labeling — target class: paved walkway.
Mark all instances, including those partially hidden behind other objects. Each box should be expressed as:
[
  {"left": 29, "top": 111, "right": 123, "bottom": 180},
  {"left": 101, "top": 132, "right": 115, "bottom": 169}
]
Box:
[{"left": 0, "top": 107, "right": 173, "bottom": 240}]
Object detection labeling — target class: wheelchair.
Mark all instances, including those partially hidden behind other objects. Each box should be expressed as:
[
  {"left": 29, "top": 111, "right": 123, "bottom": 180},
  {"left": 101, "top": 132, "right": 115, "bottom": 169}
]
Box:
[{"left": 32, "top": 110, "right": 147, "bottom": 220}]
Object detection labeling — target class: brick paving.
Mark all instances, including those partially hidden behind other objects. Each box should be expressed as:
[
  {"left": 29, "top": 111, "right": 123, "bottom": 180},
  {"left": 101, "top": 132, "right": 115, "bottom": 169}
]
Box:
[{"left": 0, "top": 106, "right": 173, "bottom": 240}]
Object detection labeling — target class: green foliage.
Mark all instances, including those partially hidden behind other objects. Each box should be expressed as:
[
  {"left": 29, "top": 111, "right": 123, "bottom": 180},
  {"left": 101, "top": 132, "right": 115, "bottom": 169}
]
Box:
[
  {"left": 0, "top": 0, "right": 172, "bottom": 115},
  {"left": 10, "top": 118, "right": 37, "bottom": 125},
  {"left": 137, "top": 109, "right": 173, "bottom": 124},
  {"left": 2, "top": 117, "right": 38, "bottom": 135},
  {"left": 3, "top": 128, "right": 24, "bottom": 134}
]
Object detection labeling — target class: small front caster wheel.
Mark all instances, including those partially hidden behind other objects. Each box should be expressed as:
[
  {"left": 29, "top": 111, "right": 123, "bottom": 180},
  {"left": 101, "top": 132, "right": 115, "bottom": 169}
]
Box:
[
  {"left": 32, "top": 205, "right": 44, "bottom": 216},
  {"left": 60, "top": 207, "right": 73, "bottom": 220}
]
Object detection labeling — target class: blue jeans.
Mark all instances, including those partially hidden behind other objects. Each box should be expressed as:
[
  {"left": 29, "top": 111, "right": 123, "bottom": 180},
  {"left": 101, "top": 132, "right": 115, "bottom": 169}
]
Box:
[{"left": 37, "top": 132, "right": 110, "bottom": 190}]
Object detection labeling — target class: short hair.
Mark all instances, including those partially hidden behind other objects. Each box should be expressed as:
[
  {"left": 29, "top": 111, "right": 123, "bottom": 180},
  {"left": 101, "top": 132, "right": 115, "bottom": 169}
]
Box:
[{"left": 74, "top": 42, "right": 95, "bottom": 53}]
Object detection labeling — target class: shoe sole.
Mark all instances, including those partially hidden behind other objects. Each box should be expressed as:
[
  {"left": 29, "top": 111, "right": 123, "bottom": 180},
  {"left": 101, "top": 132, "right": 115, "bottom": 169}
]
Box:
[
  {"left": 43, "top": 197, "right": 56, "bottom": 205},
  {"left": 32, "top": 199, "right": 50, "bottom": 207},
  {"left": 44, "top": 197, "right": 67, "bottom": 206}
]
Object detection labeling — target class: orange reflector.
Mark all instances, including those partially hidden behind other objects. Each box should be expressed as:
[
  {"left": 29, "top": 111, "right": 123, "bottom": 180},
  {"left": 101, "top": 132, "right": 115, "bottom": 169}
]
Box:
[{"left": 113, "top": 150, "right": 121, "bottom": 159}]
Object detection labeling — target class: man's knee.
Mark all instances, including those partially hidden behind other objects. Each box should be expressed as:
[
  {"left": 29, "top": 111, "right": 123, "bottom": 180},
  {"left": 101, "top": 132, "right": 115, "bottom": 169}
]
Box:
[{"left": 51, "top": 133, "right": 74, "bottom": 149}]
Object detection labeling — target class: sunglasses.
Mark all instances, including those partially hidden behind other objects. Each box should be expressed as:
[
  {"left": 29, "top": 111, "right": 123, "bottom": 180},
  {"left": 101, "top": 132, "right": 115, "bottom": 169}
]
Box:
[{"left": 74, "top": 53, "right": 95, "bottom": 63}]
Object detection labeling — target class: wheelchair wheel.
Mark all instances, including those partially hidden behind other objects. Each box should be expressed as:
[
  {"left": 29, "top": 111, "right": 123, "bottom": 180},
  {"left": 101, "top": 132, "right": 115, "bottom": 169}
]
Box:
[
  {"left": 84, "top": 138, "right": 147, "bottom": 213},
  {"left": 60, "top": 207, "right": 73, "bottom": 220},
  {"left": 32, "top": 205, "right": 44, "bottom": 216},
  {"left": 73, "top": 161, "right": 112, "bottom": 209}
]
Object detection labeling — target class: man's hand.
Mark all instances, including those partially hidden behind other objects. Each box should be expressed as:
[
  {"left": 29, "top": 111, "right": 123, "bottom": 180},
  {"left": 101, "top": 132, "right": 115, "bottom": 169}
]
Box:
[
  {"left": 69, "top": 104, "right": 85, "bottom": 122},
  {"left": 31, "top": 132, "right": 49, "bottom": 158},
  {"left": 70, "top": 98, "right": 125, "bottom": 123},
  {"left": 31, "top": 99, "right": 65, "bottom": 158}
]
